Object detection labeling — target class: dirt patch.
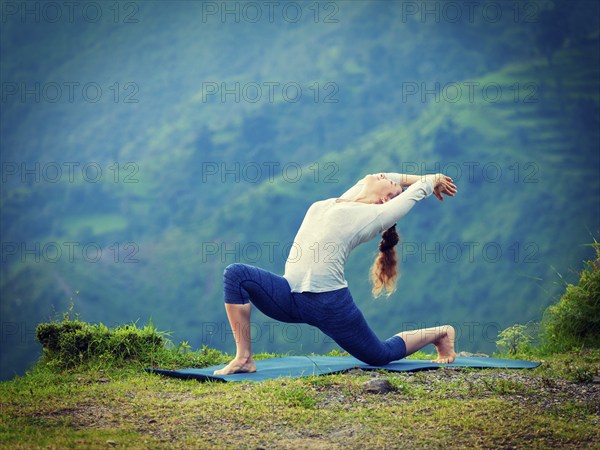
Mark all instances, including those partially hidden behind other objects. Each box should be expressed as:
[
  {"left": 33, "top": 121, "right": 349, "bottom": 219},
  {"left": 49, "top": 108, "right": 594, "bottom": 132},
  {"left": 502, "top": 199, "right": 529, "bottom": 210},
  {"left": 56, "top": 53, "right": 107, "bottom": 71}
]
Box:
[{"left": 315, "top": 368, "right": 600, "bottom": 415}]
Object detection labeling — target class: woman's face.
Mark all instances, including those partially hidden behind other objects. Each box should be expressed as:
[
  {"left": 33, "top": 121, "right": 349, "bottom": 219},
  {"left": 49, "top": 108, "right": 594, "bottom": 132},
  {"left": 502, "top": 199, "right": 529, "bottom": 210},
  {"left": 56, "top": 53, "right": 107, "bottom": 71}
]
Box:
[{"left": 364, "top": 173, "right": 403, "bottom": 203}]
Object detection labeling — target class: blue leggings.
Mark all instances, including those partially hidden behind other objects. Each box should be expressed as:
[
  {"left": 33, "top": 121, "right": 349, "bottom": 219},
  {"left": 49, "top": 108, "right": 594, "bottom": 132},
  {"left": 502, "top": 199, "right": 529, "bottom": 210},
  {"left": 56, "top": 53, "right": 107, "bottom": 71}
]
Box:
[{"left": 223, "top": 263, "right": 406, "bottom": 366}]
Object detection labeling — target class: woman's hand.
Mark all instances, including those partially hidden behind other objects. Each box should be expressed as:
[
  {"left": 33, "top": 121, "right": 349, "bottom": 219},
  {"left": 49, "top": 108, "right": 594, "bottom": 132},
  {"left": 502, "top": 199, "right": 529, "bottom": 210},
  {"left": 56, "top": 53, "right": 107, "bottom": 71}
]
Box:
[{"left": 430, "top": 173, "right": 457, "bottom": 202}]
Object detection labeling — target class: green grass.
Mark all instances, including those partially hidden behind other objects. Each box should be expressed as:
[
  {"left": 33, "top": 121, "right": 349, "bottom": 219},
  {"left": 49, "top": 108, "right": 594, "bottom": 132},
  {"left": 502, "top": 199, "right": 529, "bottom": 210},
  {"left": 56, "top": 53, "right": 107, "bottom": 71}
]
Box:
[
  {"left": 1, "top": 348, "right": 598, "bottom": 449},
  {"left": 1, "top": 317, "right": 596, "bottom": 448}
]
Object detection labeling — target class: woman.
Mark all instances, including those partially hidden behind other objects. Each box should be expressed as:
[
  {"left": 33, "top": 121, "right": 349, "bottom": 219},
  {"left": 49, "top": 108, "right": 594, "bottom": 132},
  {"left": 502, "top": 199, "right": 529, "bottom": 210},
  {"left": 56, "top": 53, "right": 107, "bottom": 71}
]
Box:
[{"left": 214, "top": 171, "right": 458, "bottom": 375}]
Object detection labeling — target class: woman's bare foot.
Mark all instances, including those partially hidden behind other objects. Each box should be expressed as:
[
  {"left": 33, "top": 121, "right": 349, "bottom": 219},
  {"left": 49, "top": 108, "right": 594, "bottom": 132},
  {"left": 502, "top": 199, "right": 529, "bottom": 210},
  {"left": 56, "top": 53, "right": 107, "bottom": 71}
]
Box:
[
  {"left": 213, "top": 356, "right": 256, "bottom": 375},
  {"left": 431, "top": 325, "right": 456, "bottom": 364}
]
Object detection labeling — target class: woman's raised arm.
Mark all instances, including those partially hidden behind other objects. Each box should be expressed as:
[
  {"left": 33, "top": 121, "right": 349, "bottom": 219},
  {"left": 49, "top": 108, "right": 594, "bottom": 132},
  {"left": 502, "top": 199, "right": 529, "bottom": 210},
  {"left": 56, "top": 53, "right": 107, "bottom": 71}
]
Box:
[
  {"left": 377, "top": 173, "right": 456, "bottom": 229},
  {"left": 340, "top": 172, "right": 456, "bottom": 202},
  {"left": 383, "top": 173, "right": 424, "bottom": 187},
  {"left": 377, "top": 177, "right": 434, "bottom": 229},
  {"left": 423, "top": 173, "right": 457, "bottom": 201}
]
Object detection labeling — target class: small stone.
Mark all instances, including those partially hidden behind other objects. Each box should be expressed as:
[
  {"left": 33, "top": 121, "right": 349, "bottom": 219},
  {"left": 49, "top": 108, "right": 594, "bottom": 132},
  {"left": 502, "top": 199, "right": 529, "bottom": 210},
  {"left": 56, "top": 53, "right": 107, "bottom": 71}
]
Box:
[
  {"left": 457, "top": 352, "right": 489, "bottom": 358},
  {"left": 592, "top": 376, "right": 600, "bottom": 384},
  {"left": 106, "top": 440, "right": 117, "bottom": 446},
  {"left": 97, "top": 378, "right": 110, "bottom": 384},
  {"left": 362, "top": 378, "right": 394, "bottom": 394},
  {"left": 346, "top": 368, "right": 368, "bottom": 376}
]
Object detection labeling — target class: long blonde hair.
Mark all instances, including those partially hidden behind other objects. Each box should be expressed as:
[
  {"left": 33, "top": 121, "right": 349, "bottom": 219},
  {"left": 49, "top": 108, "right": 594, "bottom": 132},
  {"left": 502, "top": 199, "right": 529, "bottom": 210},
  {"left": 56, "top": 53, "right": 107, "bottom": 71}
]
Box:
[{"left": 370, "top": 224, "right": 400, "bottom": 297}]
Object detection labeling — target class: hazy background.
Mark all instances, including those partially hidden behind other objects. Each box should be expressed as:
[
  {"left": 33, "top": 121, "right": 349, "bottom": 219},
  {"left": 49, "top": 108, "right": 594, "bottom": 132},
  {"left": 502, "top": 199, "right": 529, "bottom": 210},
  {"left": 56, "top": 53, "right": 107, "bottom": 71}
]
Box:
[{"left": 1, "top": 0, "right": 599, "bottom": 380}]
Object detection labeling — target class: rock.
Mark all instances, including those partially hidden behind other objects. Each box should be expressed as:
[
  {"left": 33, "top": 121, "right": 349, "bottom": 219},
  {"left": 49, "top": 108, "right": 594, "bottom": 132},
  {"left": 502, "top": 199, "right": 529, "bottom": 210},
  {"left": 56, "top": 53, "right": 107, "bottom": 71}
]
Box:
[
  {"left": 362, "top": 378, "right": 394, "bottom": 394},
  {"left": 106, "top": 440, "right": 117, "bottom": 446},
  {"left": 457, "top": 352, "right": 489, "bottom": 358},
  {"left": 592, "top": 375, "right": 600, "bottom": 384},
  {"left": 346, "top": 368, "right": 368, "bottom": 376}
]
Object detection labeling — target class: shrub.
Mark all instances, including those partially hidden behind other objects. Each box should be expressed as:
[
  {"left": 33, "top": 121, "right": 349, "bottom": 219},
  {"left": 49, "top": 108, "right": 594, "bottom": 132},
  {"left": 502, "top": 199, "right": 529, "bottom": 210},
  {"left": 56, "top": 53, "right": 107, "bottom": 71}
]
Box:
[
  {"left": 496, "top": 323, "right": 535, "bottom": 355},
  {"left": 35, "top": 316, "right": 230, "bottom": 371},
  {"left": 541, "top": 242, "right": 600, "bottom": 352},
  {"left": 36, "top": 319, "right": 165, "bottom": 369}
]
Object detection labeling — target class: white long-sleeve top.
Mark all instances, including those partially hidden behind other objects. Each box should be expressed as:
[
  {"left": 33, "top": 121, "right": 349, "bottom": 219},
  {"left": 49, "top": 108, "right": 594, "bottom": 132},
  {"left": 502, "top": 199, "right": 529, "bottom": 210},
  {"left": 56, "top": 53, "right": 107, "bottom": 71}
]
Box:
[{"left": 283, "top": 173, "right": 434, "bottom": 292}]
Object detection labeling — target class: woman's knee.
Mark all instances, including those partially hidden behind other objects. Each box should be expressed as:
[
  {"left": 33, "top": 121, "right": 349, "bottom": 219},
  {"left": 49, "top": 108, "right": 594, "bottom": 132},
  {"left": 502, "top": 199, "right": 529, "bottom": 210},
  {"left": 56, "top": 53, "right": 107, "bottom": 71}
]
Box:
[
  {"left": 223, "top": 263, "right": 248, "bottom": 281},
  {"left": 223, "top": 263, "right": 251, "bottom": 304},
  {"left": 359, "top": 352, "right": 393, "bottom": 367},
  {"left": 346, "top": 336, "right": 406, "bottom": 366},
  {"left": 328, "top": 336, "right": 393, "bottom": 366}
]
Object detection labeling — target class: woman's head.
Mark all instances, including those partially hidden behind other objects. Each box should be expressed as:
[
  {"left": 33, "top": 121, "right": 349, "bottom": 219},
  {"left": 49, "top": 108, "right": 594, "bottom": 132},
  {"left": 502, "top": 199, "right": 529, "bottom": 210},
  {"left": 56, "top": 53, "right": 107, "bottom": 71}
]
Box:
[
  {"left": 370, "top": 224, "right": 400, "bottom": 297},
  {"left": 362, "top": 173, "right": 403, "bottom": 204},
  {"left": 337, "top": 173, "right": 402, "bottom": 296}
]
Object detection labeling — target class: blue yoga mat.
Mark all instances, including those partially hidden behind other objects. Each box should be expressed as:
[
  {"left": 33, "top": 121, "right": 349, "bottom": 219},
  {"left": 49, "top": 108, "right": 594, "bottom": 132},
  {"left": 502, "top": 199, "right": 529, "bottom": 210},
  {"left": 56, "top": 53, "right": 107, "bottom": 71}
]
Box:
[{"left": 146, "top": 355, "right": 541, "bottom": 382}]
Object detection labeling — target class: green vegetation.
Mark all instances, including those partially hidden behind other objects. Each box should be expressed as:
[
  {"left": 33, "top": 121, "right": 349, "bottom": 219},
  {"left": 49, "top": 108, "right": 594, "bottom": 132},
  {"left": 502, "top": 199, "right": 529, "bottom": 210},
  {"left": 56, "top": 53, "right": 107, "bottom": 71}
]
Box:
[
  {"left": 541, "top": 242, "right": 600, "bottom": 353},
  {"left": 495, "top": 241, "right": 600, "bottom": 361},
  {"left": 1, "top": 333, "right": 598, "bottom": 448},
  {"left": 36, "top": 319, "right": 163, "bottom": 370},
  {"left": 496, "top": 322, "right": 536, "bottom": 355},
  {"left": 34, "top": 313, "right": 229, "bottom": 374}
]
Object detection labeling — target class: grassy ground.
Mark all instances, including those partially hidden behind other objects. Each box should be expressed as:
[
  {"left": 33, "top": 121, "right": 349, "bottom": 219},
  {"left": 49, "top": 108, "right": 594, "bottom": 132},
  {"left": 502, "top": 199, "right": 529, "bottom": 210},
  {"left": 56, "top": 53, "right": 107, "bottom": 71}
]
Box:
[{"left": 1, "top": 350, "right": 598, "bottom": 449}]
